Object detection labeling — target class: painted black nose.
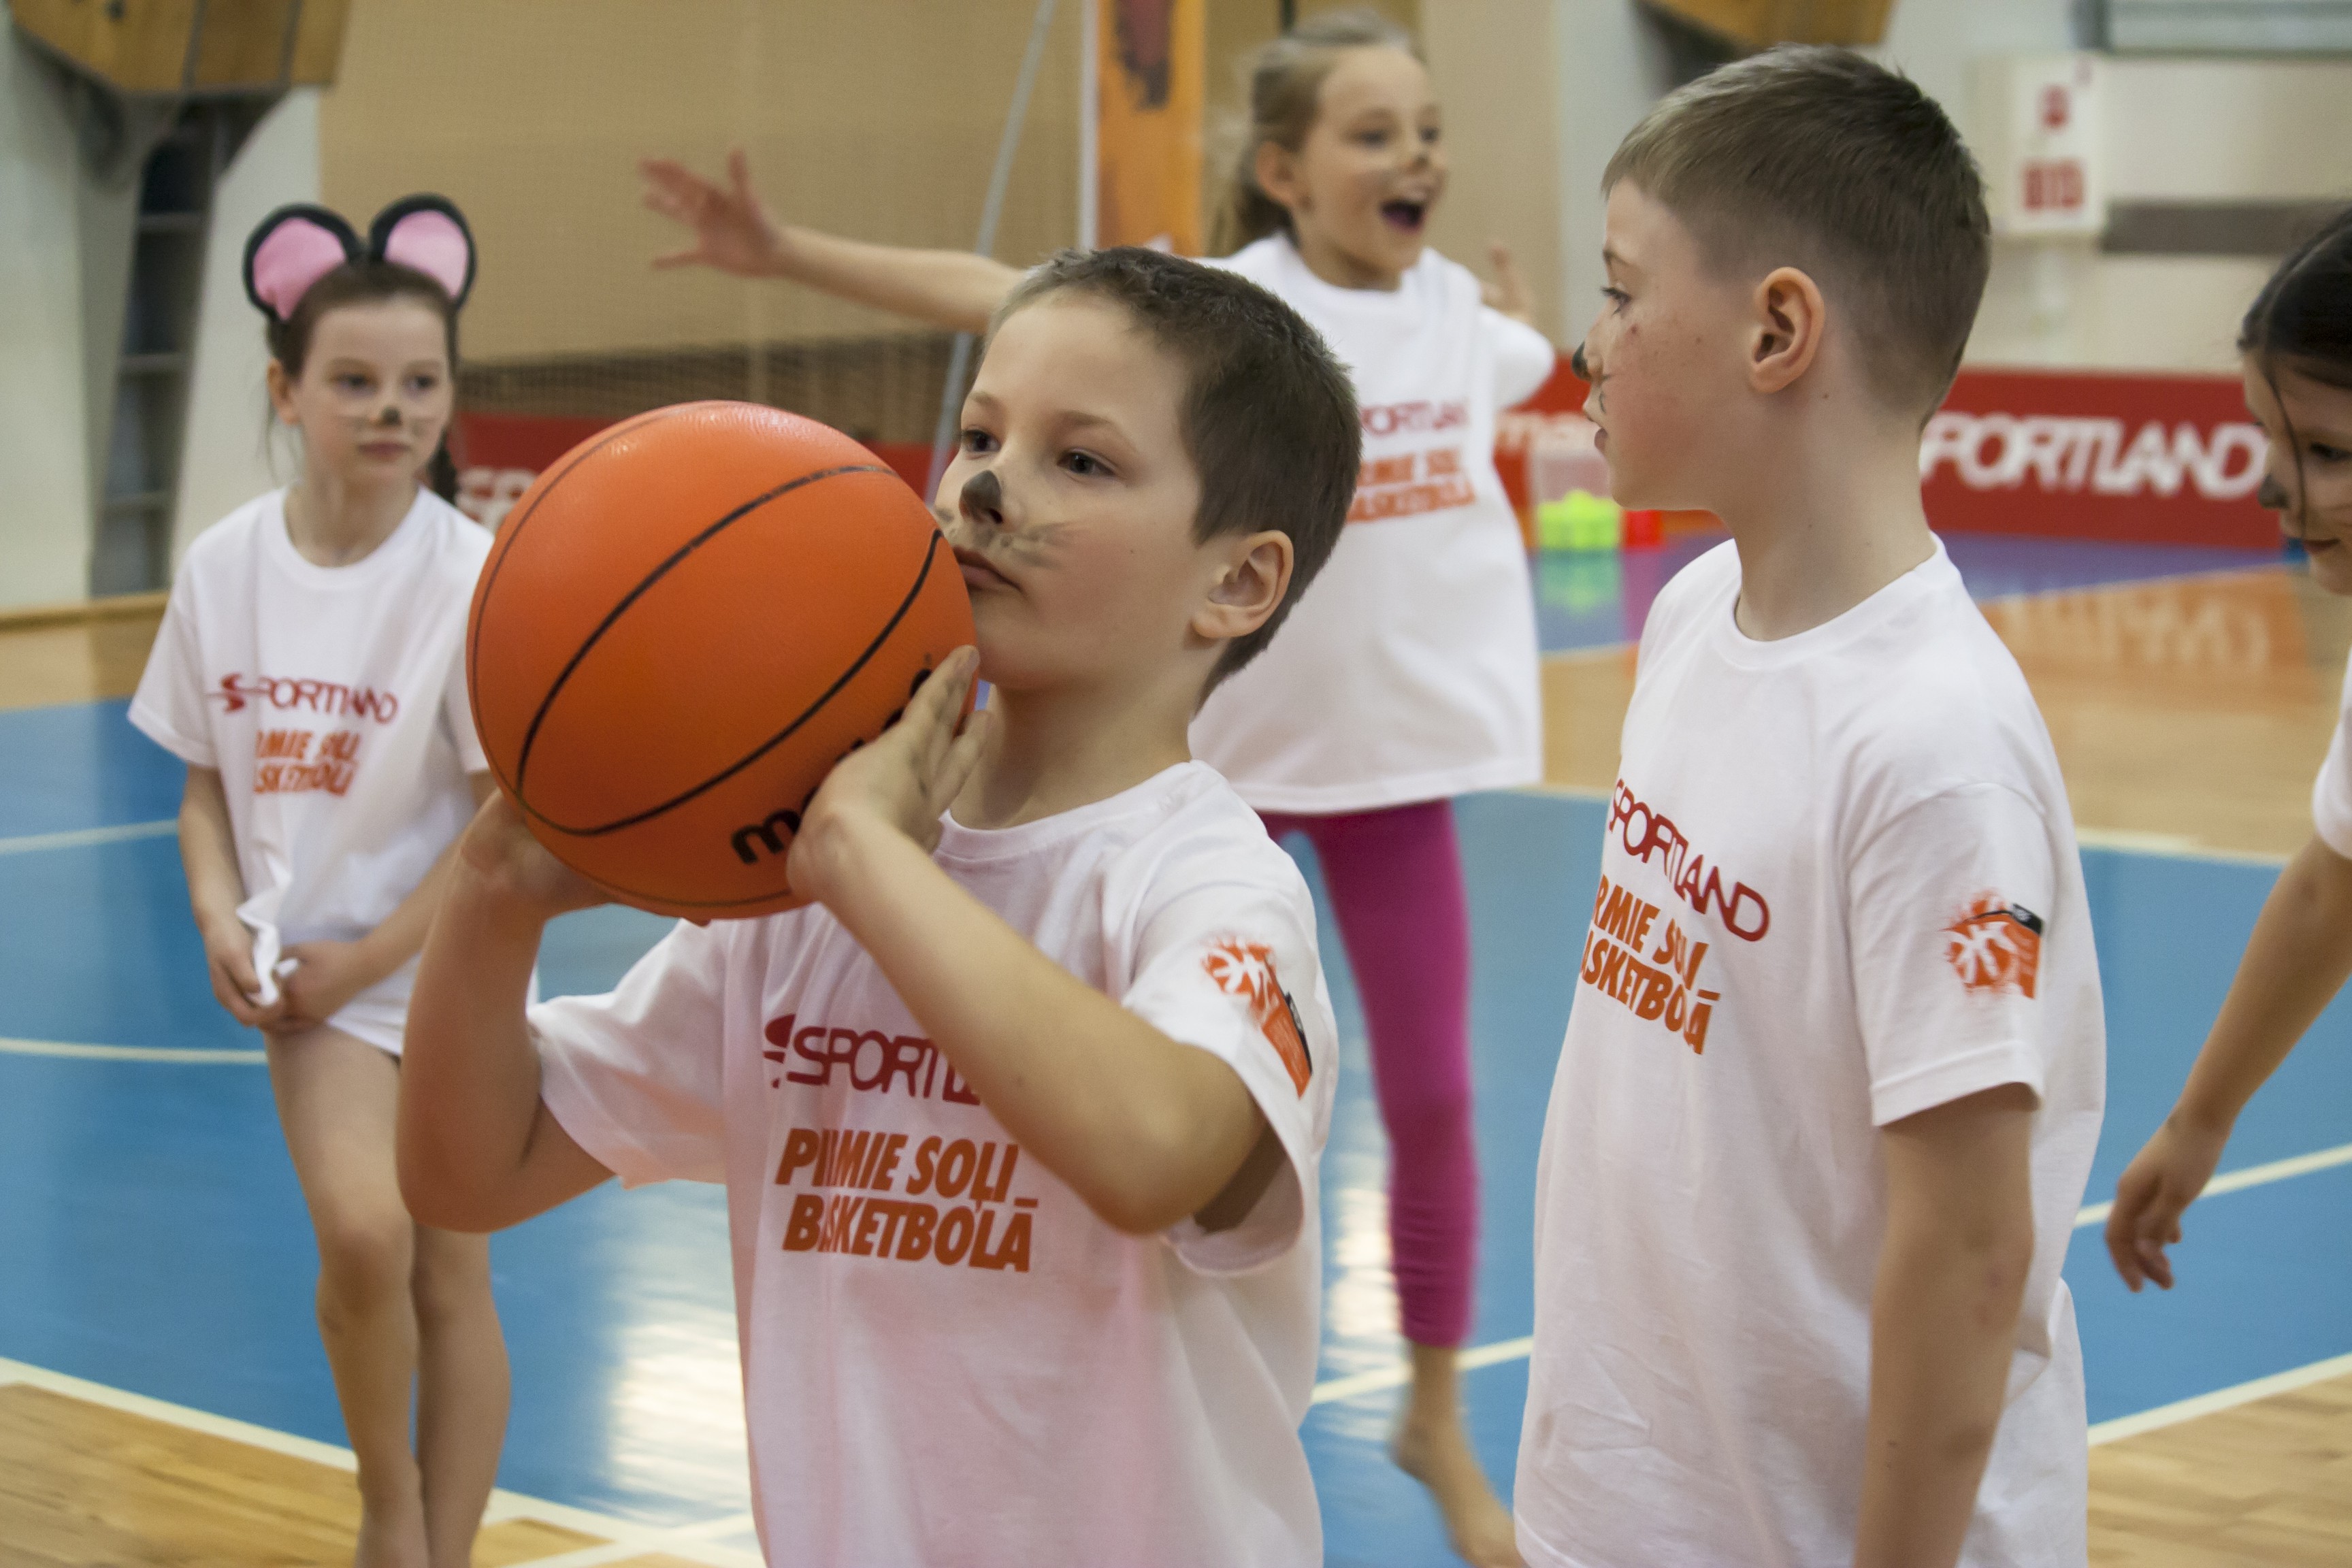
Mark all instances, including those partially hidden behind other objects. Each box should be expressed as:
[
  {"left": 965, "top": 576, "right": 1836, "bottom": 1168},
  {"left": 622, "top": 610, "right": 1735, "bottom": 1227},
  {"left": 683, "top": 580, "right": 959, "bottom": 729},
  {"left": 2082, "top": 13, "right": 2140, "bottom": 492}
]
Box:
[
  {"left": 960, "top": 468, "right": 1004, "bottom": 529},
  {"left": 1570, "top": 344, "right": 1590, "bottom": 382}
]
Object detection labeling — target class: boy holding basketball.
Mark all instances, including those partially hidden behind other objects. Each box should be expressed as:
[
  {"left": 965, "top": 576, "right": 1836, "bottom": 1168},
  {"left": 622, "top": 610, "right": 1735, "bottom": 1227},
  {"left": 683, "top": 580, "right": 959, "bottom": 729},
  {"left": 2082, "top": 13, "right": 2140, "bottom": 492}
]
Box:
[
  {"left": 399, "top": 248, "right": 1357, "bottom": 1567},
  {"left": 1514, "top": 49, "right": 2105, "bottom": 1568}
]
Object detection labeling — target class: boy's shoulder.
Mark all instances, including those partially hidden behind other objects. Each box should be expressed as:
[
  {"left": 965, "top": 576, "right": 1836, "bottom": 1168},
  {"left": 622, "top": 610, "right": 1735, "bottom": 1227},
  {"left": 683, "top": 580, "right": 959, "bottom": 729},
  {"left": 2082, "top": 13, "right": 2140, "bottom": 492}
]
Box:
[
  {"left": 1635, "top": 538, "right": 1742, "bottom": 657},
  {"left": 1824, "top": 555, "right": 2059, "bottom": 821},
  {"left": 1642, "top": 540, "right": 2058, "bottom": 811},
  {"left": 736, "top": 764, "right": 1308, "bottom": 967},
  {"left": 936, "top": 761, "right": 1304, "bottom": 907}
]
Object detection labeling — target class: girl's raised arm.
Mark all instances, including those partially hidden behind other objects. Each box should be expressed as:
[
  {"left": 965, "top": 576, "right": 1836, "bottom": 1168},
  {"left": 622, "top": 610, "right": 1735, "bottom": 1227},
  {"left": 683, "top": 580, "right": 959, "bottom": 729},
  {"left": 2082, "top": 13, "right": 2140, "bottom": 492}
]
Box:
[{"left": 640, "top": 148, "right": 1020, "bottom": 334}]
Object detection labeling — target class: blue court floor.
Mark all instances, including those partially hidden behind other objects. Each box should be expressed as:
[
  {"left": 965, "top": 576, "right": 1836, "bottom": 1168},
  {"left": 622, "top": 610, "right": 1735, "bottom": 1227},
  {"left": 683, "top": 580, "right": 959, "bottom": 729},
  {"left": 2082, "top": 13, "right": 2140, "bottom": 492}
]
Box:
[{"left": 3, "top": 534, "right": 2348, "bottom": 1567}]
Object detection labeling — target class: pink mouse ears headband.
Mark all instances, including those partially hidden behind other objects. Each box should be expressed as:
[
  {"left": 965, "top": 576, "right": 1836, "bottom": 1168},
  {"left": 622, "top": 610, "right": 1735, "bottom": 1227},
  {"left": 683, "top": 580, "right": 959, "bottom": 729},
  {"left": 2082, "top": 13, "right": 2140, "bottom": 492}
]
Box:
[{"left": 242, "top": 194, "right": 476, "bottom": 321}]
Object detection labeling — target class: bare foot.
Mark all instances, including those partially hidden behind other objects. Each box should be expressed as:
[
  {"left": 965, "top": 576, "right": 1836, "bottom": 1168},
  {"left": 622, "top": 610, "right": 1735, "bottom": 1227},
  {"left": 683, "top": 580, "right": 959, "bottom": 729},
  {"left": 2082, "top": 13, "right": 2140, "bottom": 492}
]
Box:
[
  {"left": 1392, "top": 1408, "right": 1523, "bottom": 1568},
  {"left": 352, "top": 1501, "right": 430, "bottom": 1568}
]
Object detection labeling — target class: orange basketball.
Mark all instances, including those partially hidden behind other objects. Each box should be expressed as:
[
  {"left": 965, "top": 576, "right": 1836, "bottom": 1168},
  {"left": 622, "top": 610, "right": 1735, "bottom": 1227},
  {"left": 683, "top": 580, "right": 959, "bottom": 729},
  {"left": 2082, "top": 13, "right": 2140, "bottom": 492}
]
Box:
[{"left": 467, "top": 402, "right": 973, "bottom": 917}]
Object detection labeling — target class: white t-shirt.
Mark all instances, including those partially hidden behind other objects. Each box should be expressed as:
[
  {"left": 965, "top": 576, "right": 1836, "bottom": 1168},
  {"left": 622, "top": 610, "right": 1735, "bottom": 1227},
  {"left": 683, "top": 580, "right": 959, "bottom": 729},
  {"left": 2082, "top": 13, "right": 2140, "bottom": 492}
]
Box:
[
  {"left": 1515, "top": 540, "right": 2106, "bottom": 1568},
  {"left": 131, "top": 489, "right": 490, "bottom": 1054},
  {"left": 532, "top": 762, "right": 1339, "bottom": 1568},
  {"left": 1193, "top": 235, "right": 1556, "bottom": 813},
  {"left": 2310, "top": 646, "right": 2352, "bottom": 858}
]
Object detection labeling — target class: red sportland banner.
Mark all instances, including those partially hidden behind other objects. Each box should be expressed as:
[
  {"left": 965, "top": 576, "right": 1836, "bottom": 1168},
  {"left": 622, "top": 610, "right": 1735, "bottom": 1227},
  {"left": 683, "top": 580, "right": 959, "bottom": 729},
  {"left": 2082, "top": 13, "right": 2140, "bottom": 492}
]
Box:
[{"left": 1921, "top": 368, "right": 2272, "bottom": 549}]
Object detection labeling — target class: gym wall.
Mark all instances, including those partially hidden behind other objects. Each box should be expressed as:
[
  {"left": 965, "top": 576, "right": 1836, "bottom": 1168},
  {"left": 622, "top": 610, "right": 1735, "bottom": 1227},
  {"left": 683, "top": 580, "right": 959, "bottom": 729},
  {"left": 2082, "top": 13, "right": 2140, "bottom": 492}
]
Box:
[
  {"left": 0, "top": 35, "right": 99, "bottom": 610},
  {"left": 319, "top": 0, "right": 1083, "bottom": 443}
]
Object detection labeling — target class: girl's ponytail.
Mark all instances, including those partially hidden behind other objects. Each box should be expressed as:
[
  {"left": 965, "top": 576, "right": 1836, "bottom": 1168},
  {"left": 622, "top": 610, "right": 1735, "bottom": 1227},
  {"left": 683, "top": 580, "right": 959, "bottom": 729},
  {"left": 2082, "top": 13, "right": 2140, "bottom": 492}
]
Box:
[{"left": 1212, "top": 8, "right": 1420, "bottom": 257}]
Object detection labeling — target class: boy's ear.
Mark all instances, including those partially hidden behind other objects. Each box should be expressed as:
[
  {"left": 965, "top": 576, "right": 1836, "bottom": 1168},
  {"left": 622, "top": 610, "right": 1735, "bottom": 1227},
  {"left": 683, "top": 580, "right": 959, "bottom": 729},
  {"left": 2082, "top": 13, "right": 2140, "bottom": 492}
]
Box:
[
  {"left": 1194, "top": 530, "right": 1294, "bottom": 645},
  {"left": 1748, "top": 265, "right": 1826, "bottom": 395}
]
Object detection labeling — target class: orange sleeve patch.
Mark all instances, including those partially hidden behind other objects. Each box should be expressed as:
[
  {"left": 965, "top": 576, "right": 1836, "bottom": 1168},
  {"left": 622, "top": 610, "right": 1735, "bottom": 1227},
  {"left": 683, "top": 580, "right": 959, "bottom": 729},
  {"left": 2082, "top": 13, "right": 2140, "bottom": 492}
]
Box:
[
  {"left": 1202, "top": 938, "right": 1313, "bottom": 1096},
  {"left": 1944, "top": 894, "right": 2043, "bottom": 998}
]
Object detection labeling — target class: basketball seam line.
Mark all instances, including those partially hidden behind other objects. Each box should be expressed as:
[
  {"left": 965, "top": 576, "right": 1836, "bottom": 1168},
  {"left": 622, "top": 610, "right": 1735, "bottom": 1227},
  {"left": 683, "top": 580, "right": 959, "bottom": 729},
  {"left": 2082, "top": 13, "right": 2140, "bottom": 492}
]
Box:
[
  {"left": 510, "top": 461, "right": 893, "bottom": 804},
  {"left": 529, "top": 523, "right": 946, "bottom": 846},
  {"left": 468, "top": 405, "right": 681, "bottom": 794}
]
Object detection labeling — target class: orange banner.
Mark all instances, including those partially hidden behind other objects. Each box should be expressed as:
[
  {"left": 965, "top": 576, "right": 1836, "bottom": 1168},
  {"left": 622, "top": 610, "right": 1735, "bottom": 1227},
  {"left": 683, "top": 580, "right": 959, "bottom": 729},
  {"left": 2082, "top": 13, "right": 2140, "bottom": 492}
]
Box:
[{"left": 1094, "top": 0, "right": 1204, "bottom": 254}]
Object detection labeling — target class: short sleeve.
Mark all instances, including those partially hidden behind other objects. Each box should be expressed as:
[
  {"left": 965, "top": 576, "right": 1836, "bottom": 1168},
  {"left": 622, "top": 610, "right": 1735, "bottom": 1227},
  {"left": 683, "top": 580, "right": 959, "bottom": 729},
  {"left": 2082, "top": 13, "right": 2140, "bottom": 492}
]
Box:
[
  {"left": 2312, "top": 652, "right": 2352, "bottom": 858},
  {"left": 1849, "top": 784, "right": 2056, "bottom": 1126},
  {"left": 532, "top": 919, "right": 732, "bottom": 1187},
  {"left": 1485, "top": 307, "right": 1556, "bottom": 409},
  {"left": 1118, "top": 868, "right": 1336, "bottom": 1275},
  {"left": 441, "top": 642, "right": 487, "bottom": 774},
  {"left": 127, "top": 575, "right": 217, "bottom": 768}
]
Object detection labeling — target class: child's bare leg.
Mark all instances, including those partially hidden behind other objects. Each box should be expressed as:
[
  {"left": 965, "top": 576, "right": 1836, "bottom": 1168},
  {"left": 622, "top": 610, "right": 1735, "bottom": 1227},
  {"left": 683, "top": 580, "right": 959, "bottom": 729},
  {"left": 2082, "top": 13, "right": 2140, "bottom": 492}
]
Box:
[
  {"left": 1392, "top": 1343, "right": 1523, "bottom": 1568},
  {"left": 267, "top": 1026, "right": 428, "bottom": 1568},
  {"left": 411, "top": 1224, "right": 508, "bottom": 1568}
]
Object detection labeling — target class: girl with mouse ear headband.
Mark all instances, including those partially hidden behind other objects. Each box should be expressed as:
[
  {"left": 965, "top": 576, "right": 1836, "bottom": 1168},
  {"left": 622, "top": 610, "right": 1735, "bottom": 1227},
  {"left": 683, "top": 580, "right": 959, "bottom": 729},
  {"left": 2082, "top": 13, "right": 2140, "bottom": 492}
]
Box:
[
  {"left": 244, "top": 193, "right": 475, "bottom": 502},
  {"left": 131, "top": 189, "right": 515, "bottom": 1565}
]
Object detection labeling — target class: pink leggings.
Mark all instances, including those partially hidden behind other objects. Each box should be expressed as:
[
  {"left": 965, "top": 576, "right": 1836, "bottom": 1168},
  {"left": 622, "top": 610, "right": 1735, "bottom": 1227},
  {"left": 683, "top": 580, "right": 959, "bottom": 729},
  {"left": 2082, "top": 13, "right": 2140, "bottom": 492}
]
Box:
[{"left": 1260, "top": 799, "right": 1477, "bottom": 1348}]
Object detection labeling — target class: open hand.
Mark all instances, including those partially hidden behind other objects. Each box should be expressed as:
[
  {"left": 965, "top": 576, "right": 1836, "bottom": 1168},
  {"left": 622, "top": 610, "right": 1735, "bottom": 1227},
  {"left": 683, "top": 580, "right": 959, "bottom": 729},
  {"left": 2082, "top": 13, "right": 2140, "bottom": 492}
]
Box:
[
  {"left": 1480, "top": 239, "right": 1535, "bottom": 325},
  {"left": 458, "top": 790, "right": 608, "bottom": 921},
  {"left": 2104, "top": 1115, "right": 2231, "bottom": 1291},
  {"left": 640, "top": 147, "right": 785, "bottom": 277},
  {"left": 787, "top": 648, "right": 990, "bottom": 902}
]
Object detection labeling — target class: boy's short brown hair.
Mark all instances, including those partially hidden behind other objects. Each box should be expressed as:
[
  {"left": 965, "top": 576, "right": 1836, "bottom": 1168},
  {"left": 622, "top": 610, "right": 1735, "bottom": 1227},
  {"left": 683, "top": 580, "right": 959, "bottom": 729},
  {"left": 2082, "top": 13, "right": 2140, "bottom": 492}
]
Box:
[
  {"left": 992, "top": 248, "right": 1359, "bottom": 690},
  {"left": 1605, "top": 46, "right": 1990, "bottom": 419}
]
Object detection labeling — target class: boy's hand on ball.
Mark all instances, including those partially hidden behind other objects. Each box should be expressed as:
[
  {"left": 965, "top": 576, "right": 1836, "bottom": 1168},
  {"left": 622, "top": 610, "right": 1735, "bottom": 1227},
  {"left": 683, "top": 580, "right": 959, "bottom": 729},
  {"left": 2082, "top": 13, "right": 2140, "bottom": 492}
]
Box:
[
  {"left": 789, "top": 647, "right": 990, "bottom": 902},
  {"left": 459, "top": 790, "right": 608, "bottom": 920}
]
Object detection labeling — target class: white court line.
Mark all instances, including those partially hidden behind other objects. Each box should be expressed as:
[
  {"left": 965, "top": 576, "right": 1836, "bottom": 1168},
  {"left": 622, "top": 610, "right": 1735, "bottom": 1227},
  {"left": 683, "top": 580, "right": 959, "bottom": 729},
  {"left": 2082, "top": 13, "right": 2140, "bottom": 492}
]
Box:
[
  {"left": 0, "top": 818, "right": 175, "bottom": 857},
  {"left": 2074, "top": 1140, "right": 2352, "bottom": 1229},
  {"left": 0, "top": 1036, "right": 265, "bottom": 1063},
  {"left": 1309, "top": 1141, "right": 2352, "bottom": 1406},
  {"left": 2088, "top": 1349, "right": 2352, "bottom": 1446},
  {"left": 0, "top": 1356, "right": 764, "bottom": 1567}
]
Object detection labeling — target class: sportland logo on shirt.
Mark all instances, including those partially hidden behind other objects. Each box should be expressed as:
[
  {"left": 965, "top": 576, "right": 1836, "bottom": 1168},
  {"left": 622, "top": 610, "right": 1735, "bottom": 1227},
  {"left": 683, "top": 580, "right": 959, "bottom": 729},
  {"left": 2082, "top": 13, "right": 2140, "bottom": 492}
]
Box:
[
  {"left": 1606, "top": 782, "right": 1771, "bottom": 943},
  {"left": 1202, "top": 938, "right": 1313, "bottom": 1094},
  {"left": 210, "top": 673, "right": 402, "bottom": 722},
  {"left": 763, "top": 1013, "right": 983, "bottom": 1104},
  {"left": 1944, "top": 894, "right": 2044, "bottom": 998}
]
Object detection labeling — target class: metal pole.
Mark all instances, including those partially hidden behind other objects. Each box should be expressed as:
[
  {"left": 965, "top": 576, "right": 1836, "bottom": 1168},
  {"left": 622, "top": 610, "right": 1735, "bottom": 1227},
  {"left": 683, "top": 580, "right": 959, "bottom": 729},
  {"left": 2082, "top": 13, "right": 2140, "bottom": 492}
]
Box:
[
  {"left": 1078, "top": 0, "right": 1098, "bottom": 250},
  {"left": 925, "top": 0, "right": 1060, "bottom": 500}
]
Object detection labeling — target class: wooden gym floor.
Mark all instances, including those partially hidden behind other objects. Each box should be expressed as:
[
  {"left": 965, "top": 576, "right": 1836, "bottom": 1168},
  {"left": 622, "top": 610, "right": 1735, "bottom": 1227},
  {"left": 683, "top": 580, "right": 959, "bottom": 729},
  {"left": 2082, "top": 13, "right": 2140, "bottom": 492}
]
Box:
[{"left": 3, "top": 532, "right": 2350, "bottom": 1565}]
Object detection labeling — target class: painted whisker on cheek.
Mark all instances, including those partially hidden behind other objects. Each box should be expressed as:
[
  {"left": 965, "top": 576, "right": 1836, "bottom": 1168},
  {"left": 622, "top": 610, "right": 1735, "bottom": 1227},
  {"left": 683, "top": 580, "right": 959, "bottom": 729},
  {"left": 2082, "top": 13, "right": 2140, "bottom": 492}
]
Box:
[{"left": 997, "top": 524, "right": 1065, "bottom": 562}]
